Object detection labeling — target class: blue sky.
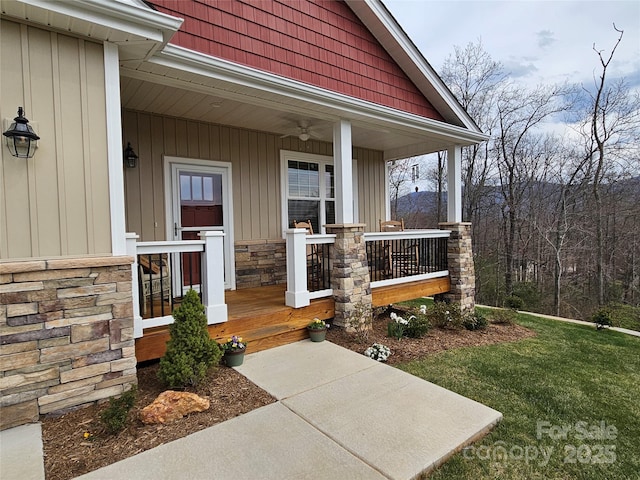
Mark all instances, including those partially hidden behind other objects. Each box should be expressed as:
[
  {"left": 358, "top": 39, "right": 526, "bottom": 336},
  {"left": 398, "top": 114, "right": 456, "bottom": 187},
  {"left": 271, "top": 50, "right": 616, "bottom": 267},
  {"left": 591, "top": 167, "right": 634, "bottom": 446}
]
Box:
[{"left": 382, "top": 0, "right": 640, "bottom": 90}]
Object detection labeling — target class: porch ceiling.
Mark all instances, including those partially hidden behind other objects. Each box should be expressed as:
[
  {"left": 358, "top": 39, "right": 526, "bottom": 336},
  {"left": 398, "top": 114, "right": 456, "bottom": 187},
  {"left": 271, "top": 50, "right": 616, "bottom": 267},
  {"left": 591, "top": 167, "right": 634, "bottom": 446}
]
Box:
[
  {"left": 121, "top": 76, "right": 424, "bottom": 153},
  {"left": 120, "top": 50, "right": 485, "bottom": 161}
]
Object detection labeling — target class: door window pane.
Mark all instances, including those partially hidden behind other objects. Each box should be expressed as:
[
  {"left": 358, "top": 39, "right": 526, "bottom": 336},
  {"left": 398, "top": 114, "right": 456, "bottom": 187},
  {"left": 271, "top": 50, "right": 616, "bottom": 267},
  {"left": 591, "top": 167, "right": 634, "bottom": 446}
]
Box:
[
  {"left": 191, "top": 176, "right": 203, "bottom": 201},
  {"left": 180, "top": 174, "right": 191, "bottom": 201}
]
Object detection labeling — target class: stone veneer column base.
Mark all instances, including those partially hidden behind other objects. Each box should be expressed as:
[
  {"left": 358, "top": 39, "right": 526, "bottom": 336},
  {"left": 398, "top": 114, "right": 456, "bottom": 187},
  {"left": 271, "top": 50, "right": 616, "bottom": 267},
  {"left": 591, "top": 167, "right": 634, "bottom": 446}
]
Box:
[
  {"left": 437, "top": 222, "right": 476, "bottom": 311},
  {"left": 0, "top": 256, "right": 137, "bottom": 430},
  {"left": 325, "top": 224, "right": 372, "bottom": 328}
]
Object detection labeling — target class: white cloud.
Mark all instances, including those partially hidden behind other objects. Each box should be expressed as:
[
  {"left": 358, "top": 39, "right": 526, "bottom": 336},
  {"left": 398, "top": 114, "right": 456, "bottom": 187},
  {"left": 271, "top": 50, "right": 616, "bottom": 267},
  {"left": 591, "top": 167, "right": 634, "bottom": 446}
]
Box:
[
  {"left": 536, "top": 29, "right": 556, "bottom": 49},
  {"left": 383, "top": 0, "right": 640, "bottom": 88}
]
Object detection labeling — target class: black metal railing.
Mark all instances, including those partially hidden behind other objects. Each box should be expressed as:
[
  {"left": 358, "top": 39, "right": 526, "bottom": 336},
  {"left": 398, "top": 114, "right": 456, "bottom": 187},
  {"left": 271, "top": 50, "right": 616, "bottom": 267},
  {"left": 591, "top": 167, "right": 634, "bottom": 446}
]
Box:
[
  {"left": 307, "top": 242, "right": 332, "bottom": 292},
  {"left": 366, "top": 235, "right": 448, "bottom": 282},
  {"left": 137, "top": 250, "right": 203, "bottom": 318}
]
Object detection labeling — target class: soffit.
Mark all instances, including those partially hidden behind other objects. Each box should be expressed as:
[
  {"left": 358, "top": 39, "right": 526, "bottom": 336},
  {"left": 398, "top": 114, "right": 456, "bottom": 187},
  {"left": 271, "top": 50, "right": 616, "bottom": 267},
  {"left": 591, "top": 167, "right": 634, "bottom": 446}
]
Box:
[{"left": 0, "top": 0, "right": 182, "bottom": 61}]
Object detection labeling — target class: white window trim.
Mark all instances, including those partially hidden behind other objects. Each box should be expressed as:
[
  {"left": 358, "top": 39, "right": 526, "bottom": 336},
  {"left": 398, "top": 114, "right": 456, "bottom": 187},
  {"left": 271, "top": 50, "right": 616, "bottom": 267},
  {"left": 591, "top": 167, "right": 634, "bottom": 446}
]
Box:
[{"left": 280, "top": 150, "right": 358, "bottom": 236}]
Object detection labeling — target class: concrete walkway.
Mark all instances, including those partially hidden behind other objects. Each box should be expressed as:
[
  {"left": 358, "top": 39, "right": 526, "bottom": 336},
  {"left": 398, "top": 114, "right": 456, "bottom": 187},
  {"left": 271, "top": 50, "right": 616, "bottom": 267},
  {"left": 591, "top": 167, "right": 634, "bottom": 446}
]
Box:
[
  {"left": 519, "top": 311, "right": 640, "bottom": 337},
  {"left": 78, "top": 341, "right": 501, "bottom": 479},
  {"left": 1, "top": 341, "right": 502, "bottom": 480},
  {"left": 0, "top": 423, "right": 45, "bottom": 480}
]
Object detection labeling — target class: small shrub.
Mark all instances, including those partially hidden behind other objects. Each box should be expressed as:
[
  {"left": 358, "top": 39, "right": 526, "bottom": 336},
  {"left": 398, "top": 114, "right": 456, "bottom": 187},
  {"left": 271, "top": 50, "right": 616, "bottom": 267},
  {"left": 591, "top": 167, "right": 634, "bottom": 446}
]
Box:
[
  {"left": 592, "top": 307, "right": 614, "bottom": 330},
  {"left": 490, "top": 309, "right": 517, "bottom": 325},
  {"left": 405, "top": 314, "right": 430, "bottom": 338},
  {"left": 462, "top": 310, "right": 488, "bottom": 331},
  {"left": 345, "top": 301, "right": 373, "bottom": 343},
  {"left": 428, "top": 301, "right": 464, "bottom": 329},
  {"left": 504, "top": 295, "right": 524, "bottom": 310},
  {"left": 158, "top": 289, "right": 222, "bottom": 388},
  {"left": 100, "top": 386, "right": 137, "bottom": 434}
]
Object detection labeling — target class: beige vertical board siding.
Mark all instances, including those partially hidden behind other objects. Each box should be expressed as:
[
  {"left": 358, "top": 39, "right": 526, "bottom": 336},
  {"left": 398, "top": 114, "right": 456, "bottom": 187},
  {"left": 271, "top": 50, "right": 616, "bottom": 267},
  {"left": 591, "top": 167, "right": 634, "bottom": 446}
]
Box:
[
  {"left": 1, "top": 21, "right": 30, "bottom": 258},
  {"left": 30, "top": 28, "right": 61, "bottom": 257},
  {"left": 58, "top": 33, "right": 88, "bottom": 254},
  {"left": 354, "top": 147, "right": 385, "bottom": 231},
  {"left": 84, "top": 41, "right": 110, "bottom": 253},
  {"left": 137, "top": 114, "right": 155, "bottom": 241},
  {"left": 0, "top": 20, "right": 110, "bottom": 259},
  {"left": 150, "top": 115, "right": 166, "bottom": 240},
  {"left": 123, "top": 111, "right": 386, "bottom": 242},
  {"left": 122, "top": 110, "right": 141, "bottom": 235}
]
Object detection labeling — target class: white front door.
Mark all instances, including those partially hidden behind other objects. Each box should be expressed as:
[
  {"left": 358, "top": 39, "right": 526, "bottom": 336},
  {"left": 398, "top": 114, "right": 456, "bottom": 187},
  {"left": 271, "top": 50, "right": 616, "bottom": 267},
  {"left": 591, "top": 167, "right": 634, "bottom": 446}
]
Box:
[{"left": 165, "top": 158, "right": 235, "bottom": 290}]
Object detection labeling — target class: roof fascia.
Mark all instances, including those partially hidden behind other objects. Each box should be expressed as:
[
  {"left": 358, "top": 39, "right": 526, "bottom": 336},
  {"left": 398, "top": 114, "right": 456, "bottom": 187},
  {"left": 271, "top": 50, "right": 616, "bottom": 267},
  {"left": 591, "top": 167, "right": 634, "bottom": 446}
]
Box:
[
  {"left": 10, "top": 0, "right": 183, "bottom": 43},
  {"left": 345, "top": 0, "right": 482, "bottom": 134},
  {"left": 150, "top": 44, "right": 488, "bottom": 145}
]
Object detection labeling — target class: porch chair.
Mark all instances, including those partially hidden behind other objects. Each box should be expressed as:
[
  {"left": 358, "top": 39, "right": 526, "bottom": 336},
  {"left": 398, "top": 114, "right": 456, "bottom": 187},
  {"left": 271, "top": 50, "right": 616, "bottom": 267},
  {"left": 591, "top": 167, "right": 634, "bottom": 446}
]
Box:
[
  {"left": 293, "top": 219, "right": 323, "bottom": 290},
  {"left": 379, "top": 218, "right": 420, "bottom": 277},
  {"left": 138, "top": 254, "right": 172, "bottom": 316},
  {"left": 379, "top": 219, "right": 405, "bottom": 232}
]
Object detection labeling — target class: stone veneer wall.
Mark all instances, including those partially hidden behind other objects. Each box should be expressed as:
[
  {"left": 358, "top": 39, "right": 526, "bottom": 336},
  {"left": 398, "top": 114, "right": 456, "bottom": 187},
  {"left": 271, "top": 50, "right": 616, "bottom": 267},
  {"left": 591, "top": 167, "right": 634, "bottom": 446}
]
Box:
[
  {"left": 326, "top": 224, "right": 372, "bottom": 327},
  {"left": 234, "top": 240, "right": 286, "bottom": 289},
  {"left": 438, "top": 222, "right": 475, "bottom": 311},
  {"left": 0, "top": 256, "right": 137, "bottom": 430}
]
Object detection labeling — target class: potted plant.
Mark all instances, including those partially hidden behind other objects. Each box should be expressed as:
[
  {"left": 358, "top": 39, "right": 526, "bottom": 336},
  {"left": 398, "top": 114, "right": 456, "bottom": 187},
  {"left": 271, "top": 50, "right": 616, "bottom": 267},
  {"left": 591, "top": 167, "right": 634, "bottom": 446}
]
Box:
[
  {"left": 219, "top": 335, "right": 247, "bottom": 367},
  {"left": 307, "top": 318, "right": 328, "bottom": 342}
]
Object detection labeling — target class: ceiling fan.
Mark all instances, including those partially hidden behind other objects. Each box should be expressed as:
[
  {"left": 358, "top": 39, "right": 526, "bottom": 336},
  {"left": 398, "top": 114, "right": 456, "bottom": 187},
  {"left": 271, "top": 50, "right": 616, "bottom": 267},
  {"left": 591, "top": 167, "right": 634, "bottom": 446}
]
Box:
[{"left": 280, "top": 121, "right": 321, "bottom": 142}]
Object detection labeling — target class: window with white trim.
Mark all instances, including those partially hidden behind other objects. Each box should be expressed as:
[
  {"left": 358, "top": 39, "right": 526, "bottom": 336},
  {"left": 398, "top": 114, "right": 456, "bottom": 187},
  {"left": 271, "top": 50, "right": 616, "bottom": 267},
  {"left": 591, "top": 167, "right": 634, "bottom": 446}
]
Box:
[
  {"left": 285, "top": 159, "right": 334, "bottom": 234},
  {"left": 281, "top": 151, "right": 358, "bottom": 234}
]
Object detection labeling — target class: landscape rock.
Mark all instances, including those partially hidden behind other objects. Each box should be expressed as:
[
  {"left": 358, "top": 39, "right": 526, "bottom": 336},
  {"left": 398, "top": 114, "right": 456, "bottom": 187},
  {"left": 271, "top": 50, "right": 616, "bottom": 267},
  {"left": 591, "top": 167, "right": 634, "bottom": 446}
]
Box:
[{"left": 139, "top": 390, "right": 210, "bottom": 424}]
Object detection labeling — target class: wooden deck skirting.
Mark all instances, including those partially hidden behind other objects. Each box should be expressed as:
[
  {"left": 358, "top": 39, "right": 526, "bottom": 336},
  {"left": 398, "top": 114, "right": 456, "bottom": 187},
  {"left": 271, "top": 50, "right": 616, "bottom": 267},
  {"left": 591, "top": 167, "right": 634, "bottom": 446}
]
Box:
[
  {"left": 372, "top": 276, "right": 450, "bottom": 307},
  {"left": 134, "top": 277, "right": 450, "bottom": 362}
]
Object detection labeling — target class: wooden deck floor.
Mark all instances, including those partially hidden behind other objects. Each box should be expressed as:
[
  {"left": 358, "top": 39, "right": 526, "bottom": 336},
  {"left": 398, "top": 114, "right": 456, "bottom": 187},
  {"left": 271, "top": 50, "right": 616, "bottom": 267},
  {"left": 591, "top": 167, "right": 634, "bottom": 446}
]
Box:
[{"left": 134, "top": 277, "right": 450, "bottom": 362}]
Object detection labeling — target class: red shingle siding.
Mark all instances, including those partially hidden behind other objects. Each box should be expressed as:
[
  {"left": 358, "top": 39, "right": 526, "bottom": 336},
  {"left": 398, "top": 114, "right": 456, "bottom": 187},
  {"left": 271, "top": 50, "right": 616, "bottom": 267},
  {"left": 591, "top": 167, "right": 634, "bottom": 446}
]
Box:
[{"left": 150, "top": 0, "right": 443, "bottom": 121}]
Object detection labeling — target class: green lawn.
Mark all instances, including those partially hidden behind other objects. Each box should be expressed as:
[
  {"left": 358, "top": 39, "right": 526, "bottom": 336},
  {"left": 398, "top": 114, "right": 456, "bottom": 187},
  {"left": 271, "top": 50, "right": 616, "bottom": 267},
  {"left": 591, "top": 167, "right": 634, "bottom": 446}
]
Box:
[{"left": 399, "top": 312, "right": 640, "bottom": 480}]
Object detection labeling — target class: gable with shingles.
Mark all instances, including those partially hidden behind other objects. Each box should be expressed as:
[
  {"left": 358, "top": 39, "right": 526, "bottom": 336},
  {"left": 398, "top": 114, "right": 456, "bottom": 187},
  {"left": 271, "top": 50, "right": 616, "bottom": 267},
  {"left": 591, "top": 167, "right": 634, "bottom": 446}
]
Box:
[{"left": 148, "top": 0, "right": 444, "bottom": 122}]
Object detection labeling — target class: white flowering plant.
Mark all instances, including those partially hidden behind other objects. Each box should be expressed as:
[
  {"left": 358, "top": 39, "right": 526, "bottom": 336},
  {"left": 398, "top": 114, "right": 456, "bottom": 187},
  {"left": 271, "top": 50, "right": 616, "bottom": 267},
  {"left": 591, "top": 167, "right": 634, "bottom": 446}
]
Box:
[
  {"left": 364, "top": 343, "right": 391, "bottom": 362},
  {"left": 387, "top": 312, "right": 409, "bottom": 339},
  {"left": 387, "top": 308, "right": 430, "bottom": 339}
]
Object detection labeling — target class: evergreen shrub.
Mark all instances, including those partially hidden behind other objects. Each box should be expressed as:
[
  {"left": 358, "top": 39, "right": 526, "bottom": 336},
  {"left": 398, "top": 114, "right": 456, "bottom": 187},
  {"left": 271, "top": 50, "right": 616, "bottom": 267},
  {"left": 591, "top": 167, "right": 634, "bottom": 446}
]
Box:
[{"left": 157, "top": 289, "right": 222, "bottom": 388}]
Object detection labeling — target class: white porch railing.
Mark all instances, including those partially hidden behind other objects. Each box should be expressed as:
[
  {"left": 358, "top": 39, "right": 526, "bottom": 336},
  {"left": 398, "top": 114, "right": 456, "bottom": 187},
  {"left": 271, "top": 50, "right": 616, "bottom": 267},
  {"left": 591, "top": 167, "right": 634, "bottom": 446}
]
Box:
[
  {"left": 126, "top": 231, "right": 227, "bottom": 339},
  {"left": 285, "top": 228, "right": 451, "bottom": 308},
  {"left": 364, "top": 229, "right": 450, "bottom": 288},
  {"left": 285, "top": 228, "right": 335, "bottom": 308}
]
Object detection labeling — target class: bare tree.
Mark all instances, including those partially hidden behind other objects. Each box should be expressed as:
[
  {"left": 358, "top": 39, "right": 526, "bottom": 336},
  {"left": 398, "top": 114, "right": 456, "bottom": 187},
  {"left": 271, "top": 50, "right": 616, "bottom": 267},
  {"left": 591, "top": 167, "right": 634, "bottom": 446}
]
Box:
[
  {"left": 495, "top": 84, "right": 573, "bottom": 295},
  {"left": 441, "top": 41, "right": 506, "bottom": 227},
  {"left": 577, "top": 25, "right": 640, "bottom": 305},
  {"left": 387, "top": 158, "right": 414, "bottom": 220}
]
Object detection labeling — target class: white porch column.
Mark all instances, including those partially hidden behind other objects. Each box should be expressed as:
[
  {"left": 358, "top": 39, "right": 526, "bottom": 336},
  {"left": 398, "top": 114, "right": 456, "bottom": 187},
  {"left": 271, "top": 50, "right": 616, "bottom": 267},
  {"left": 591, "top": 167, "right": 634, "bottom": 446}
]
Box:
[
  {"left": 447, "top": 145, "right": 463, "bottom": 223},
  {"left": 199, "top": 231, "right": 228, "bottom": 323},
  {"left": 285, "top": 228, "right": 310, "bottom": 307},
  {"left": 125, "top": 233, "right": 143, "bottom": 338},
  {"left": 333, "top": 119, "right": 354, "bottom": 224},
  {"left": 104, "top": 42, "right": 127, "bottom": 255}
]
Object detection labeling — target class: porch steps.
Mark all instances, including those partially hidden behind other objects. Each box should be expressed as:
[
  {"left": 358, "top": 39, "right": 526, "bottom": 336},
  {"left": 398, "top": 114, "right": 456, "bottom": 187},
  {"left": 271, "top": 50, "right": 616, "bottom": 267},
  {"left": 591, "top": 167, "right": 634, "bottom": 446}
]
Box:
[
  {"left": 134, "top": 286, "right": 333, "bottom": 362},
  {"left": 134, "top": 277, "right": 449, "bottom": 363}
]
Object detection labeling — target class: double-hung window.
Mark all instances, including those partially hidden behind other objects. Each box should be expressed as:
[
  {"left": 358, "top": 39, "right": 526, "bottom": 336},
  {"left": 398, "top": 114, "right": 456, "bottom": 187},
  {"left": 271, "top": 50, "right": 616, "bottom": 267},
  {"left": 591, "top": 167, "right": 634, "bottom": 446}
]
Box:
[
  {"left": 281, "top": 151, "right": 358, "bottom": 234},
  {"left": 284, "top": 155, "right": 334, "bottom": 234}
]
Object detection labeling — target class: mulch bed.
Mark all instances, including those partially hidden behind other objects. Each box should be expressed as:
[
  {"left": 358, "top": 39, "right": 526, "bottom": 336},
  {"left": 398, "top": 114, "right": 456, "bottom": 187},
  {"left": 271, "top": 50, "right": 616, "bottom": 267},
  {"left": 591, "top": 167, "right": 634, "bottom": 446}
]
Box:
[
  {"left": 41, "top": 314, "right": 536, "bottom": 480},
  {"left": 41, "top": 365, "right": 276, "bottom": 480},
  {"left": 327, "top": 314, "right": 536, "bottom": 365}
]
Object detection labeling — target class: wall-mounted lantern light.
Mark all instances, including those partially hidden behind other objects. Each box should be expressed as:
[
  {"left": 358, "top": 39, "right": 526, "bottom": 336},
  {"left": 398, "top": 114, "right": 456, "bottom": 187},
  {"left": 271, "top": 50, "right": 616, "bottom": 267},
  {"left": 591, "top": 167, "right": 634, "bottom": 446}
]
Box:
[
  {"left": 3, "top": 107, "right": 40, "bottom": 158},
  {"left": 123, "top": 142, "right": 138, "bottom": 168}
]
